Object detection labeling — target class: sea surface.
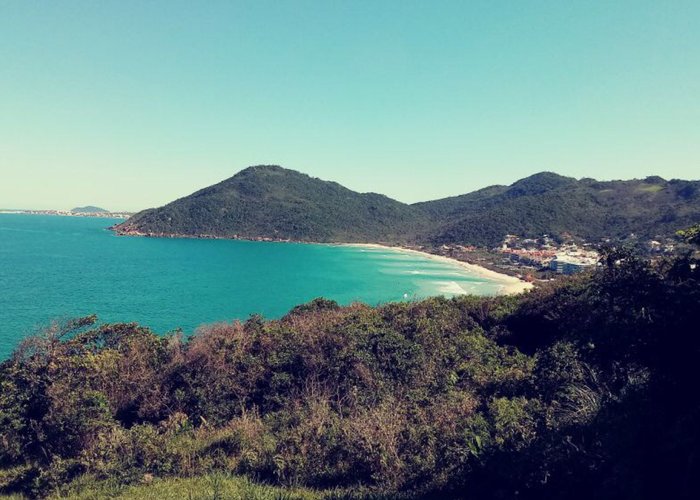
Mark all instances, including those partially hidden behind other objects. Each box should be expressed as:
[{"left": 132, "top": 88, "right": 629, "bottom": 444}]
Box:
[{"left": 0, "top": 214, "right": 504, "bottom": 358}]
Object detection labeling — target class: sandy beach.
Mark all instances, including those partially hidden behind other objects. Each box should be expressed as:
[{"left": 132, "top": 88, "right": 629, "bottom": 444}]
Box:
[{"left": 345, "top": 243, "right": 534, "bottom": 296}]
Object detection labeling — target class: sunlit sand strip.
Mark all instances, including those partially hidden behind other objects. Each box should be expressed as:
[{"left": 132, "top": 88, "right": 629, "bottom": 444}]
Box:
[{"left": 344, "top": 243, "right": 533, "bottom": 295}]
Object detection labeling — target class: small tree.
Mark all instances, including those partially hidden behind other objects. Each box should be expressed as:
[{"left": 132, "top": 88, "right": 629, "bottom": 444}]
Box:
[{"left": 677, "top": 223, "right": 700, "bottom": 246}]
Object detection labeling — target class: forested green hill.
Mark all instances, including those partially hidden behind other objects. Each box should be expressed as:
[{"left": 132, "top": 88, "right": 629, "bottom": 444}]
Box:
[
  {"left": 417, "top": 172, "right": 700, "bottom": 246},
  {"left": 114, "top": 165, "right": 430, "bottom": 244},
  {"left": 113, "top": 166, "right": 700, "bottom": 247}
]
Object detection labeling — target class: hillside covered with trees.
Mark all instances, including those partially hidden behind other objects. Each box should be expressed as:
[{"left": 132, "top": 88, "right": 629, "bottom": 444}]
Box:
[
  {"left": 113, "top": 166, "right": 431, "bottom": 244},
  {"left": 2, "top": 240, "right": 699, "bottom": 499},
  {"left": 418, "top": 173, "right": 700, "bottom": 246},
  {"left": 113, "top": 166, "right": 700, "bottom": 247}
]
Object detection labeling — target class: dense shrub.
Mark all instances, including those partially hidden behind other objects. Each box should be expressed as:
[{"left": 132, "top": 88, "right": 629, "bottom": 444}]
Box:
[{"left": 1, "top": 249, "right": 699, "bottom": 499}]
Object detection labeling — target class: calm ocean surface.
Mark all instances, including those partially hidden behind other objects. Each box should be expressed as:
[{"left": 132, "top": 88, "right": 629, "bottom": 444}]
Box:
[{"left": 0, "top": 214, "right": 503, "bottom": 358}]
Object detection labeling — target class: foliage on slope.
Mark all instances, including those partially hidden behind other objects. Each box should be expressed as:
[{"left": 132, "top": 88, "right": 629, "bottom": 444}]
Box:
[
  {"left": 1, "top": 250, "right": 699, "bottom": 499},
  {"left": 115, "top": 167, "right": 700, "bottom": 247},
  {"left": 115, "top": 166, "right": 430, "bottom": 244},
  {"left": 415, "top": 173, "right": 700, "bottom": 246}
]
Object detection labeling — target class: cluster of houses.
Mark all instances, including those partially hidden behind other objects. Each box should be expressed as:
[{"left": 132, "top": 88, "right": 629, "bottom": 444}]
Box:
[
  {"left": 426, "top": 230, "right": 690, "bottom": 282},
  {"left": 429, "top": 235, "right": 600, "bottom": 278},
  {"left": 498, "top": 234, "right": 599, "bottom": 275}
]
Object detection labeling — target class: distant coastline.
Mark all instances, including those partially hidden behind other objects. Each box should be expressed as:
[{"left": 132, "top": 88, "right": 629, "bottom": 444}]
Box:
[{"left": 0, "top": 209, "right": 131, "bottom": 219}]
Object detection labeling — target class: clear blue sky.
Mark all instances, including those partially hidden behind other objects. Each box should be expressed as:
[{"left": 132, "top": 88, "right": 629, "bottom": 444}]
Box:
[{"left": 1, "top": 1, "right": 698, "bottom": 211}]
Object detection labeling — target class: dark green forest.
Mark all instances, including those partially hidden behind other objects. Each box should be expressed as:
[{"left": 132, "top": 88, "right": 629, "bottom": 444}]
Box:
[
  {"left": 114, "top": 166, "right": 700, "bottom": 247},
  {"left": 114, "top": 166, "right": 431, "bottom": 244},
  {"left": 2, "top": 237, "right": 699, "bottom": 498}
]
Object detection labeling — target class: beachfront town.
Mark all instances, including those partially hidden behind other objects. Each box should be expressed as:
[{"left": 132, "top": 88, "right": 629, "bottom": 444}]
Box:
[{"left": 425, "top": 233, "right": 680, "bottom": 281}]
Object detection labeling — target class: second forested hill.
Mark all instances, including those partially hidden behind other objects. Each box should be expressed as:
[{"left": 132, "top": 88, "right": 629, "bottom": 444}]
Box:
[{"left": 416, "top": 172, "right": 700, "bottom": 246}]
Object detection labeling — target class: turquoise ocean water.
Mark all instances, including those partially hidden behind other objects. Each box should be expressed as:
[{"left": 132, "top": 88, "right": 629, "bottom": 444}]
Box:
[{"left": 0, "top": 214, "right": 503, "bottom": 358}]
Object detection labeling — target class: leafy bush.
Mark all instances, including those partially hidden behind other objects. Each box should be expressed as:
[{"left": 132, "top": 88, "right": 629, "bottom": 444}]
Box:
[{"left": 1, "top": 248, "right": 699, "bottom": 499}]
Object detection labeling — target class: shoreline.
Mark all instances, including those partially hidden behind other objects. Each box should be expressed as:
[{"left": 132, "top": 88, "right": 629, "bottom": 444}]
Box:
[
  {"left": 111, "top": 228, "right": 533, "bottom": 296},
  {"left": 342, "top": 243, "right": 533, "bottom": 296}
]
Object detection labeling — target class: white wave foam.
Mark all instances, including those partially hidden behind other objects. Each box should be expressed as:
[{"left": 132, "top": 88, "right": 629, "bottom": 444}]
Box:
[{"left": 435, "top": 281, "right": 468, "bottom": 295}]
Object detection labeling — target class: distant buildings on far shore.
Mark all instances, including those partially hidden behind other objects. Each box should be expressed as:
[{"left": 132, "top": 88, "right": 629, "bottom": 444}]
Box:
[{"left": 0, "top": 209, "right": 132, "bottom": 219}]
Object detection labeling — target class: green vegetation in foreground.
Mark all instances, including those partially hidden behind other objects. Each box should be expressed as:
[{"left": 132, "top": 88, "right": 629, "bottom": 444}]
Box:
[
  {"left": 0, "top": 473, "right": 416, "bottom": 500},
  {"left": 1, "top": 240, "right": 700, "bottom": 499},
  {"left": 16, "top": 473, "right": 395, "bottom": 500},
  {"left": 115, "top": 166, "right": 700, "bottom": 246}
]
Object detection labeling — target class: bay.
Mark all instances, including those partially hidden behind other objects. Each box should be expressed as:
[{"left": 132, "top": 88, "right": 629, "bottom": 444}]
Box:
[{"left": 0, "top": 214, "right": 504, "bottom": 358}]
